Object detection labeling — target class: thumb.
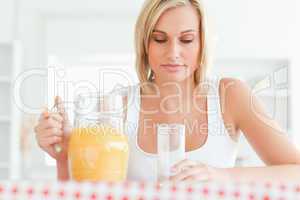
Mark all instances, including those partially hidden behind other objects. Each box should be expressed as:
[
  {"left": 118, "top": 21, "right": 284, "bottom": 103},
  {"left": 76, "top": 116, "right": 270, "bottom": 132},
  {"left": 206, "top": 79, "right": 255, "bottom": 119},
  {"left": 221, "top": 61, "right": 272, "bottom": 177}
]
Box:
[
  {"left": 55, "top": 96, "right": 65, "bottom": 114},
  {"left": 55, "top": 96, "right": 72, "bottom": 132}
]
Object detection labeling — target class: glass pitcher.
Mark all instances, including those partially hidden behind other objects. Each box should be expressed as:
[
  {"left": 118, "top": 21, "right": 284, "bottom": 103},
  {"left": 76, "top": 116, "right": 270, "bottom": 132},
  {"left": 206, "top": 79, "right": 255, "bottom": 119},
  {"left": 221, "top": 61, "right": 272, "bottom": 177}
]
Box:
[{"left": 68, "top": 91, "right": 129, "bottom": 182}]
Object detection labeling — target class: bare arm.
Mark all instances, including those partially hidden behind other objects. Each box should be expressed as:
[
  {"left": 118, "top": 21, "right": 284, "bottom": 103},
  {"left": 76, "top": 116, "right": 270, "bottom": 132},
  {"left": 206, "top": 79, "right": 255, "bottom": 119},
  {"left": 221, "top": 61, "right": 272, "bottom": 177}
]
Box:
[
  {"left": 222, "top": 165, "right": 300, "bottom": 182},
  {"left": 224, "top": 78, "right": 300, "bottom": 165},
  {"left": 57, "top": 160, "right": 70, "bottom": 181},
  {"left": 223, "top": 78, "right": 300, "bottom": 180}
]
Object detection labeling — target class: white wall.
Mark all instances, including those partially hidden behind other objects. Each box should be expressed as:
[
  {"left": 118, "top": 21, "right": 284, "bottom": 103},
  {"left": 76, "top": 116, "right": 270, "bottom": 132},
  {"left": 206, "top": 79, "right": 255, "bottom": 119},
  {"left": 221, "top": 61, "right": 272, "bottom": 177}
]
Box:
[
  {"left": 16, "top": 0, "right": 143, "bottom": 111},
  {"left": 0, "top": 0, "right": 15, "bottom": 43},
  {"left": 203, "top": 0, "right": 291, "bottom": 59}
]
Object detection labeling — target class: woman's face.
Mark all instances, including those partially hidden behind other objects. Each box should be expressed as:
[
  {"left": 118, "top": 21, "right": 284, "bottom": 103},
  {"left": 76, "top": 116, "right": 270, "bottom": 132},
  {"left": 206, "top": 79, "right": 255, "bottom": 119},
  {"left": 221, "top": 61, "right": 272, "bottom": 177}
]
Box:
[{"left": 148, "top": 5, "right": 200, "bottom": 84}]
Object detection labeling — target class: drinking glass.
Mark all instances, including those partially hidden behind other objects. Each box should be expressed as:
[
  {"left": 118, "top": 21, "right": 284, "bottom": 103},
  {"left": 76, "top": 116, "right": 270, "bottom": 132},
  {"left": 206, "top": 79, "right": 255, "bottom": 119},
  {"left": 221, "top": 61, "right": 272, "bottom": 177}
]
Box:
[{"left": 157, "top": 123, "right": 185, "bottom": 182}]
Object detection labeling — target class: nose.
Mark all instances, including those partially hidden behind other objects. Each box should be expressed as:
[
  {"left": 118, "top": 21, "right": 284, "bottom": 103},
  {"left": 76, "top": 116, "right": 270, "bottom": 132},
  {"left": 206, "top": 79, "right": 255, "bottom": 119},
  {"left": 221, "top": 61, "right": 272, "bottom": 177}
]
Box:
[{"left": 166, "top": 40, "right": 180, "bottom": 62}]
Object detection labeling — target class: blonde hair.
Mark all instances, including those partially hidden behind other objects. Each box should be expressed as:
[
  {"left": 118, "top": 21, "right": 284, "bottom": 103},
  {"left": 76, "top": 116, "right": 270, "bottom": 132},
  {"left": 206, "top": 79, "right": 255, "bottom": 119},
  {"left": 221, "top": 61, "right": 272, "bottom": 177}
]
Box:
[{"left": 134, "top": 0, "right": 210, "bottom": 92}]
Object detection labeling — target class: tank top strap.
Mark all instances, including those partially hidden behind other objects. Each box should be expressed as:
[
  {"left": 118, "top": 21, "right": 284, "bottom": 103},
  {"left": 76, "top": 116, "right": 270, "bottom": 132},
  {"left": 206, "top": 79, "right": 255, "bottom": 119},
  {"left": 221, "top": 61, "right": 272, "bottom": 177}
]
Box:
[{"left": 206, "top": 76, "right": 222, "bottom": 122}]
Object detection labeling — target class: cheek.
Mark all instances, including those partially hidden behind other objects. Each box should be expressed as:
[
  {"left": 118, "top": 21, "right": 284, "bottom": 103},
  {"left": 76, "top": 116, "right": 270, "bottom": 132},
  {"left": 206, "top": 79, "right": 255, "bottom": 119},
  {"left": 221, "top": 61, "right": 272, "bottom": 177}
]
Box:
[
  {"left": 185, "top": 44, "right": 200, "bottom": 69},
  {"left": 148, "top": 43, "right": 162, "bottom": 69}
]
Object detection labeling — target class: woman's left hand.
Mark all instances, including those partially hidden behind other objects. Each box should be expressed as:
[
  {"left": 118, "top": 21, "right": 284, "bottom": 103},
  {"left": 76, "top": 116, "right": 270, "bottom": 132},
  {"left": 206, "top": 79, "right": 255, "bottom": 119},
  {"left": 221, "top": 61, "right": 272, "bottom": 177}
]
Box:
[{"left": 169, "top": 159, "right": 230, "bottom": 183}]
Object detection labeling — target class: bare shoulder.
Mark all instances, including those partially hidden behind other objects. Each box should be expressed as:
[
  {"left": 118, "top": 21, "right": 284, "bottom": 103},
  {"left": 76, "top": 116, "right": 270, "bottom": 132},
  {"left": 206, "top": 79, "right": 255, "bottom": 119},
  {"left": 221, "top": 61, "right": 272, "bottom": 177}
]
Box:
[
  {"left": 219, "top": 77, "right": 262, "bottom": 128},
  {"left": 219, "top": 77, "right": 251, "bottom": 105},
  {"left": 219, "top": 77, "right": 249, "bottom": 96},
  {"left": 218, "top": 77, "right": 251, "bottom": 138}
]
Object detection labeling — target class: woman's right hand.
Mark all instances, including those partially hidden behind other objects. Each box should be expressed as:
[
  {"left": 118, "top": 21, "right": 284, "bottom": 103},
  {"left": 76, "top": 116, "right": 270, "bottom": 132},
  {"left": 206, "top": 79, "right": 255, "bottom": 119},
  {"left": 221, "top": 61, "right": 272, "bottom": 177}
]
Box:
[{"left": 34, "top": 96, "right": 72, "bottom": 161}]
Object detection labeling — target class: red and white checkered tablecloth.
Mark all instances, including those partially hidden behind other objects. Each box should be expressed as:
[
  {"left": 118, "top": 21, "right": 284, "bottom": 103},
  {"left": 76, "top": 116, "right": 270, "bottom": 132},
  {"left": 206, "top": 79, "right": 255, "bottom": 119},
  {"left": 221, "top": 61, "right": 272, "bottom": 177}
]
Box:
[{"left": 0, "top": 181, "right": 299, "bottom": 200}]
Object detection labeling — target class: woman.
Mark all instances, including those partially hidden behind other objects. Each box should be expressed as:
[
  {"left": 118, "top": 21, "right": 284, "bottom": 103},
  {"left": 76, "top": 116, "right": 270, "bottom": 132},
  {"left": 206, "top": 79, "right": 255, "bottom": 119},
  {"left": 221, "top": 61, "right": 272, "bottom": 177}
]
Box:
[{"left": 35, "top": 0, "right": 300, "bottom": 182}]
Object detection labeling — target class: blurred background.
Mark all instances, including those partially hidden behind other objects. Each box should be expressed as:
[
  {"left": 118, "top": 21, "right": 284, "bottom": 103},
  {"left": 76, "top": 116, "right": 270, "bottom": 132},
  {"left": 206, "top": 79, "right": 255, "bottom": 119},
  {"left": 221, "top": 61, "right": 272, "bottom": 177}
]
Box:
[{"left": 0, "top": 0, "right": 299, "bottom": 180}]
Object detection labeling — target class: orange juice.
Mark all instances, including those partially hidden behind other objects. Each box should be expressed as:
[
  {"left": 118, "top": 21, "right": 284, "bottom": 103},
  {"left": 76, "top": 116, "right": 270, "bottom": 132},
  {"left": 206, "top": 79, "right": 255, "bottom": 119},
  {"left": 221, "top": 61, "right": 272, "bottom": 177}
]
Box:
[{"left": 68, "top": 126, "right": 129, "bottom": 182}]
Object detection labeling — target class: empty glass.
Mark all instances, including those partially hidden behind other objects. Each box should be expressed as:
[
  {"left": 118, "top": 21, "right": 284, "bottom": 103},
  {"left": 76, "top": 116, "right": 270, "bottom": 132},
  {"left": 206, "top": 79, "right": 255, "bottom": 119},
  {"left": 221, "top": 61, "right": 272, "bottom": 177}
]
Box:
[{"left": 157, "top": 123, "right": 186, "bottom": 182}]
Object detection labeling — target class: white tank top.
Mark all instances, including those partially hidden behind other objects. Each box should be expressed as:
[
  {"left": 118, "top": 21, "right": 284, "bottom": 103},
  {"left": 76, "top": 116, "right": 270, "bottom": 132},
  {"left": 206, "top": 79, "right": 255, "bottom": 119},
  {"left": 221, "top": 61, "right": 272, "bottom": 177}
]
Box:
[{"left": 123, "top": 77, "right": 240, "bottom": 181}]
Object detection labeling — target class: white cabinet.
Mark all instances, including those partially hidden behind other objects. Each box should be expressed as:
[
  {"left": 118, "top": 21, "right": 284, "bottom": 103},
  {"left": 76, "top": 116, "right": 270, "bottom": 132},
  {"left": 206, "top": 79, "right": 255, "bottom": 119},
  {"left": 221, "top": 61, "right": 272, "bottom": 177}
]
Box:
[
  {"left": 0, "top": 41, "right": 22, "bottom": 179},
  {"left": 0, "top": 0, "right": 15, "bottom": 43}
]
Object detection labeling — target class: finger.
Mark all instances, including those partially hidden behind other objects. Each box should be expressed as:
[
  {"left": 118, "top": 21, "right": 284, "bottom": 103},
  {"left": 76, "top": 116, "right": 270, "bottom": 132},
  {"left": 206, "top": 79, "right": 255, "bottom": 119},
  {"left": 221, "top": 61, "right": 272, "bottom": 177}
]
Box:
[
  {"left": 35, "top": 127, "right": 63, "bottom": 138},
  {"left": 171, "top": 159, "right": 199, "bottom": 173},
  {"left": 55, "top": 96, "right": 71, "bottom": 125},
  {"left": 170, "top": 166, "right": 203, "bottom": 182},
  {"left": 40, "top": 113, "right": 72, "bottom": 136},
  {"left": 48, "top": 113, "right": 64, "bottom": 123},
  {"left": 39, "top": 118, "right": 63, "bottom": 130},
  {"left": 38, "top": 135, "right": 62, "bottom": 147},
  {"left": 38, "top": 109, "right": 50, "bottom": 122},
  {"left": 55, "top": 96, "right": 66, "bottom": 115},
  {"left": 182, "top": 173, "right": 210, "bottom": 183},
  {"left": 43, "top": 128, "right": 63, "bottom": 137},
  {"left": 39, "top": 109, "right": 64, "bottom": 128}
]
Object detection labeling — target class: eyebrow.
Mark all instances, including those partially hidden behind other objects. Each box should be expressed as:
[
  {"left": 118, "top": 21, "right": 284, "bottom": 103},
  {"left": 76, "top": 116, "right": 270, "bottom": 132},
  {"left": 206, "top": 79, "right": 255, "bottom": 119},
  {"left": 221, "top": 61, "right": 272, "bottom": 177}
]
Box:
[{"left": 153, "top": 29, "right": 196, "bottom": 34}]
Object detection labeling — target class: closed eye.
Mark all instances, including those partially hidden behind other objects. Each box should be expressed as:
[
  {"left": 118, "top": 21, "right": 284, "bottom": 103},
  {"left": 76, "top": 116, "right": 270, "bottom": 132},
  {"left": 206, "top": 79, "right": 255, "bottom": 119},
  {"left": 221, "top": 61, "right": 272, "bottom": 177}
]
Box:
[
  {"left": 181, "top": 39, "right": 193, "bottom": 44},
  {"left": 154, "top": 39, "right": 167, "bottom": 43}
]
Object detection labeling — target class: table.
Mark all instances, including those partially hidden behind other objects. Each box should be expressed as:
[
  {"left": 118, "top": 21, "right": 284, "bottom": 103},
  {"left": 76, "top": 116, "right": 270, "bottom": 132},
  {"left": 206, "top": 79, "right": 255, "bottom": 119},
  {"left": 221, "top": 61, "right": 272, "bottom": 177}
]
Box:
[{"left": 0, "top": 180, "right": 299, "bottom": 199}]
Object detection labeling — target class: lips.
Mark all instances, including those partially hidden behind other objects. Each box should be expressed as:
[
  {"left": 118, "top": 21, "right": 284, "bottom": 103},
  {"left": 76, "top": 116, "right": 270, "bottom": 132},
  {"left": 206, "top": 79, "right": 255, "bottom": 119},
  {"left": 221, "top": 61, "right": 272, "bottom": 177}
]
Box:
[{"left": 160, "top": 64, "right": 185, "bottom": 72}]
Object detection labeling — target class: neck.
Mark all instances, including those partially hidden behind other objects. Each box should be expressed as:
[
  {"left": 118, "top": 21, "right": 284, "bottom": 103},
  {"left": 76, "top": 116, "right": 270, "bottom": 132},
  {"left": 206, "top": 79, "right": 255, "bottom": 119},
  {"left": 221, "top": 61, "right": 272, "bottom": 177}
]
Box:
[
  {"left": 152, "top": 77, "right": 196, "bottom": 114},
  {"left": 155, "top": 79, "right": 195, "bottom": 97}
]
